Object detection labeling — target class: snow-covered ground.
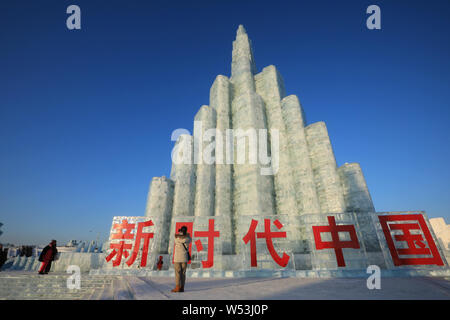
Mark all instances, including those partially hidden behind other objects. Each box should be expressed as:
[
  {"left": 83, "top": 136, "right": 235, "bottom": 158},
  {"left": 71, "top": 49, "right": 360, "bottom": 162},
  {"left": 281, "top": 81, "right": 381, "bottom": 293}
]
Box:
[{"left": 0, "top": 271, "right": 449, "bottom": 300}]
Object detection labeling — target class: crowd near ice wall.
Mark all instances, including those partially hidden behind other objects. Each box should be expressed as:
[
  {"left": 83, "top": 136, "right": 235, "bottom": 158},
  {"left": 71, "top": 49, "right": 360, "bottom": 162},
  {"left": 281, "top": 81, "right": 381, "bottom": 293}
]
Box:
[{"left": 143, "top": 25, "right": 376, "bottom": 257}]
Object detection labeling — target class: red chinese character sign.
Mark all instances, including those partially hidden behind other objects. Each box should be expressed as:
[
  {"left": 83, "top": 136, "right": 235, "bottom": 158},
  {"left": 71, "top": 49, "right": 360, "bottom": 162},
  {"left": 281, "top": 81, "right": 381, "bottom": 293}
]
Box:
[
  {"left": 169, "top": 217, "right": 222, "bottom": 269},
  {"left": 300, "top": 213, "right": 369, "bottom": 270},
  {"left": 194, "top": 219, "right": 220, "bottom": 268},
  {"left": 106, "top": 219, "right": 135, "bottom": 267},
  {"left": 102, "top": 211, "right": 448, "bottom": 273},
  {"left": 243, "top": 219, "right": 290, "bottom": 268},
  {"left": 312, "top": 216, "right": 360, "bottom": 267},
  {"left": 375, "top": 212, "right": 446, "bottom": 268},
  {"left": 106, "top": 217, "right": 159, "bottom": 268},
  {"left": 238, "top": 216, "right": 295, "bottom": 270}
]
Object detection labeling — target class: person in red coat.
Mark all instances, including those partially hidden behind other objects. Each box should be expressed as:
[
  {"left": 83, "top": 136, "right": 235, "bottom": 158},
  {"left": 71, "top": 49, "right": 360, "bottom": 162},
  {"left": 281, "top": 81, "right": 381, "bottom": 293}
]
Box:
[
  {"left": 38, "top": 240, "right": 58, "bottom": 274},
  {"left": 156, "top": 255, "right": 164, "bottom": 270}
]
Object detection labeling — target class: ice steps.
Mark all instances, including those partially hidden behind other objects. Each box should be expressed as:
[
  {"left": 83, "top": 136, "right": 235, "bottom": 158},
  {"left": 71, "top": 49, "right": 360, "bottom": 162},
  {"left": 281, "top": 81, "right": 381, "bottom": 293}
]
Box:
[{"left": 0, "top": 273, "right": 116, "bottom": 300}]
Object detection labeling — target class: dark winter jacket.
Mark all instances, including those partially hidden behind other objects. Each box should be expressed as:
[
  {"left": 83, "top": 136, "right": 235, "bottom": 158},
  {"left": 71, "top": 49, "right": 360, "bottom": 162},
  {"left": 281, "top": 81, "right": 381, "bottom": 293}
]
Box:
[
  {"left": 0, "top": 249, "right": 7, "bottom": 264},
  {"left": 38, "top": 245, "right": 58, "bottom": 262}
]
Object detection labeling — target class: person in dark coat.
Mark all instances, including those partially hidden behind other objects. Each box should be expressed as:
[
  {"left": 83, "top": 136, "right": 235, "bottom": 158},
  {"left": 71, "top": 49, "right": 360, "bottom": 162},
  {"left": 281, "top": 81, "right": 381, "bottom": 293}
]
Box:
[
  {"left": 0, "top": 244, "right": 7, "bottom": 271},
  {"left": 38, "top": 240, "right": 58, "bottom": 274},
  {"left": 20, "top": 246, "right": 26, "bottom": 257}
]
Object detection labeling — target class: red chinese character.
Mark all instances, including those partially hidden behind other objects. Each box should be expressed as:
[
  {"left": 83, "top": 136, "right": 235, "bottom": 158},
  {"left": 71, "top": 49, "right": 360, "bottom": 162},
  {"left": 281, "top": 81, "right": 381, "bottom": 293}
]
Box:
[
  {"left": 106, "top": 242, "right": 132, "bottom": 267},
  {"left": 312, "top": 216, "right": 360, "bottom": 267},
  {"left": 194, "top": 219, "right": 220, "bottom": 268},
  {"left": 378, "top": 214, "right": 444, "bottom": 266},
  {"left": 106, "top": 219, "right": 155, "bottom": 267},
  {"left": 243, "top": 219, "right": 290, "bottom": 267},
  {"left": 126, "top": 220, "right": 154, "bottom": 267},
  {"left": 106, "top": 219, "right": 135, "bottom": 267}
]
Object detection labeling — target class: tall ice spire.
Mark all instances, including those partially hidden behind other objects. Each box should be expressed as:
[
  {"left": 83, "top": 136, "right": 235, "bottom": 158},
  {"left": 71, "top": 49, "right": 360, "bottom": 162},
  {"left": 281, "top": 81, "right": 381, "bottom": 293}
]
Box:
[
  {"left": 230, "top": 24, "right": 276, "bottom": 232},
  {"left": 231, "top": 25, "right": 257, "bottom": 96},
  {"left": 232, "top": 25, "right": 256, "bottom": 73}
]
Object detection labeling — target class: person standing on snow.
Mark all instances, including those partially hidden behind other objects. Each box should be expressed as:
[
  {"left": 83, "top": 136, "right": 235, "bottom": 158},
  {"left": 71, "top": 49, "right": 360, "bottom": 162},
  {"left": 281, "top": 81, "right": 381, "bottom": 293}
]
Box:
[
  {"left": 171, "top": 226, "right": 191, "bottom": 292},
  {"left": 38, "top": 240, "right": 58, "bottom": 275}
]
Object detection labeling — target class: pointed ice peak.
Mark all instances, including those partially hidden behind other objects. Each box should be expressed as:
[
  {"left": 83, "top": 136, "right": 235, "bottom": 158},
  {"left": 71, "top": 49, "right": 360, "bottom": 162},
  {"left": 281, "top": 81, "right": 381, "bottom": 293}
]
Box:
[
  {"left": 231, "top": 24, "right": 257, "bottom": 77},
  {"left": 237, "top": 24, "right": 247, "bottom": 36}
]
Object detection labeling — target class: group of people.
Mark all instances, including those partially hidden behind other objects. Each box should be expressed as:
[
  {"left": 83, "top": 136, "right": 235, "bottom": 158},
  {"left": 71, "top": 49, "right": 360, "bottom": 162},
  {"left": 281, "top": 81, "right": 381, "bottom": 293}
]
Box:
[
  {"left": 34, "top": 232, "right": 190, "bottom": 292},
  {"left": 0, "top": 245, "right": 34, "bottom": 261},
  {"left": 32, "top": 231, "right": 191, "bottom": 292},
  {"left": 1, "top": 230, "right": 192, "bottom": 292},
  {"left": 0, "top": 240, "right": 59, "bottom": 274},
  {"left": 16, "top": 245, "right": 34, "bottom": 257}
]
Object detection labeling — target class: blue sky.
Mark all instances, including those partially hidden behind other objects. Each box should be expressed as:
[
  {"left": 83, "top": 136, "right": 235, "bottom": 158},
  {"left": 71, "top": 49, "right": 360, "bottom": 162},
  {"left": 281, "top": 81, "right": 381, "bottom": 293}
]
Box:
[{"left": 0, "top": 0, "right": 449, "bottom": 245}]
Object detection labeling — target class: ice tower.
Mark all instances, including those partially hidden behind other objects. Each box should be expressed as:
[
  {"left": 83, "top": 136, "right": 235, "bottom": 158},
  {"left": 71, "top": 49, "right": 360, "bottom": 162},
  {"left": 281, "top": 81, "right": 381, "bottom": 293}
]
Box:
[{"left": 145, "top": 25, "right": 376, "bottom": 260}]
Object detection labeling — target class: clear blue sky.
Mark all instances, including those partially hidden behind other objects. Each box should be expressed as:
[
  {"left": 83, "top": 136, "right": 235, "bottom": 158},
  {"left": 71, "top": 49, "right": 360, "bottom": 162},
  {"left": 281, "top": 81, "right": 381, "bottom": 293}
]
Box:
[{"left": 0, "top": 0, "right": 449, "bottom": 246}]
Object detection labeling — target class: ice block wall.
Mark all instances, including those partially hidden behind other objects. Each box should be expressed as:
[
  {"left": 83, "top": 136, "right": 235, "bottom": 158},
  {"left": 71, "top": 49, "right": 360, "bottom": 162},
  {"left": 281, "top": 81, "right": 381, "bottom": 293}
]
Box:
[
  {"left": 255, "top": 65, "right": 297, "bottom": 216},
  {"left": 338, "top": 162, "right": 375, "bottom": 213},
  {"left": 170, "top": 134, "right": 196, "bottom": 217},
  {"left": 211, "top": 75, "right": 234, "bottom": 254},
  {"left": 281, "top": 95, "right": 321, "bottom": 214},
  {"left": 305, "top": 122, "right": 346, "bottom": 213},
  {"left": 193, "top": 105, "right": 217, "bottom": 217},
  {"left": 144, "top": 176, "right": 174, "bottom": 253}
]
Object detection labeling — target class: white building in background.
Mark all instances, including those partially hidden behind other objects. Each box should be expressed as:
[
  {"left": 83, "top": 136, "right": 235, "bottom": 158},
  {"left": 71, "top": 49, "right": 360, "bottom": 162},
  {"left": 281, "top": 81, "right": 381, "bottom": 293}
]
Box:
[{"left": 430, "top": 218, "right": 450, "bottom": 250}]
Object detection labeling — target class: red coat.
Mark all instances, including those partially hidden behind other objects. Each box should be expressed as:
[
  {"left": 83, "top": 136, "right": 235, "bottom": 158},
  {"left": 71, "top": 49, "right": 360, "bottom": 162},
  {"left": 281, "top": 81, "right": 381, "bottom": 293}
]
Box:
[{"left": 39, "top": 245, "right": 58, "bottom": 262}]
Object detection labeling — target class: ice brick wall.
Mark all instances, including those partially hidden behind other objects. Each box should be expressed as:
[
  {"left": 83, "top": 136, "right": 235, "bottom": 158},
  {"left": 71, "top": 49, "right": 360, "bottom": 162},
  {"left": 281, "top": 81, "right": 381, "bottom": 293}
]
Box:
[
  {"left": 338, "top": 163, "right": 380, "bottom": 252},
  {"left": 170, "top": 134, "right": 196, "bottom": 217},
  {"left": 281, "top": 95, "right": 321, "bottom": 215},
  {"left": 144, "top": 177, "right": 174, "bottom": 253},
  {"left": 430, "top": 218, "right": 450, "bottom": 251},
  {"left": 305, "top": 122, "right": 346, "bottom": 213},
  {"left": 255, "top": 66, "right": 297, "bottom": 218},
  {"left": 193, "top": 105, "right": 217, "bottom": 217},
  {"left": 211, "top": 75, "right": 234, "bottom": 254},
  {"left": 338, "top": 162, "right": 375, "bottom": 213}
]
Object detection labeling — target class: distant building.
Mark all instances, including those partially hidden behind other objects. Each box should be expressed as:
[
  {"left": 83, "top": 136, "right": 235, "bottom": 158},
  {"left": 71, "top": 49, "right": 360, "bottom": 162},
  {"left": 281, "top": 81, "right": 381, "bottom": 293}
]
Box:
[
  {"left": 66, "top": 240, "right": 81, "bottom": 247},
  {"left": 430, "top": 218, "right": 450, "bottom": 250}
]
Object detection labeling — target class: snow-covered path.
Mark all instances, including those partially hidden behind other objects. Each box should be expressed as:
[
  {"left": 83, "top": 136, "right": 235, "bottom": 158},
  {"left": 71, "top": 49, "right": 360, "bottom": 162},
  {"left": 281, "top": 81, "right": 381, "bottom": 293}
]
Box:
[
  {"left": 133, "top": 276, "right": 450, "bottom": 300},
  {"left": 1, "top": 272, "right": 449, "bottom": 300}
]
